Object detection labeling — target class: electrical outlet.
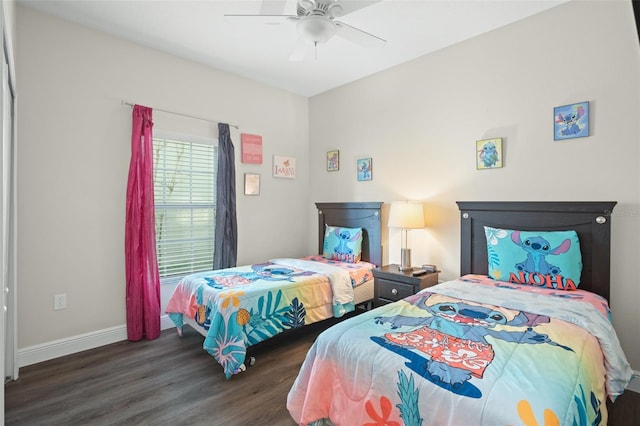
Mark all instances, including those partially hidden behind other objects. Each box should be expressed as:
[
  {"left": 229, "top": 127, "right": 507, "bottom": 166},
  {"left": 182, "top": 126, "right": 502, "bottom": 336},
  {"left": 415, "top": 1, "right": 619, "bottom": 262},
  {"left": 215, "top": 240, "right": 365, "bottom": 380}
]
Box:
[{"left": 54, "top": 293, "right": 67, "bottom": 310}]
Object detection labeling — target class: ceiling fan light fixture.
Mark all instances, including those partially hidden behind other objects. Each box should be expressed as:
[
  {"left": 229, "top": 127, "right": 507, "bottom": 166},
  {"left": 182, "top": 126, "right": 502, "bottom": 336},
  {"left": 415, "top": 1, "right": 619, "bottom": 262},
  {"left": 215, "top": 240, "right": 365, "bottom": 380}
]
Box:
[
  {"left": 327, "top": 3, "right": 344, "bottom": 18},
  {"left": 297, "top": 15, "right": 337, "bottom": 43}
]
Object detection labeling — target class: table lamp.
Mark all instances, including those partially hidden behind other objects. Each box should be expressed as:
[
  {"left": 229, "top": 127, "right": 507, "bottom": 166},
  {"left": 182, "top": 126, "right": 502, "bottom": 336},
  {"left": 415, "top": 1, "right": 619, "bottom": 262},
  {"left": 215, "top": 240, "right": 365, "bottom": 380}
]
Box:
[{"left": 388, "top": 201, "right": 425, "bottom": 271}]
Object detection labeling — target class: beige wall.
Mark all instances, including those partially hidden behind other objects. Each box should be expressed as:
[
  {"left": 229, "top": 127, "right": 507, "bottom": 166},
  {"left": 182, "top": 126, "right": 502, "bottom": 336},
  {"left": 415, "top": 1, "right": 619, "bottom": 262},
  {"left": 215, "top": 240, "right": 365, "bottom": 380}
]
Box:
[
  {"left": 308, "top": 1, "right": 640, "bottom": 369},
  {"left": 16, "top": 7, "right": 309, "bottom": 347}
]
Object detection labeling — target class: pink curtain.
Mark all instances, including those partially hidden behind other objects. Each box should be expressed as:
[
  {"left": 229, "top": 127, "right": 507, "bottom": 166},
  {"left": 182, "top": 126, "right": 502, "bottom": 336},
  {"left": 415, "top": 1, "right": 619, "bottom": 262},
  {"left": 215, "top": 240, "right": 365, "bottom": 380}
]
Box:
[{"left": 125, "top": 104, "right": 161, "bottom": 341}]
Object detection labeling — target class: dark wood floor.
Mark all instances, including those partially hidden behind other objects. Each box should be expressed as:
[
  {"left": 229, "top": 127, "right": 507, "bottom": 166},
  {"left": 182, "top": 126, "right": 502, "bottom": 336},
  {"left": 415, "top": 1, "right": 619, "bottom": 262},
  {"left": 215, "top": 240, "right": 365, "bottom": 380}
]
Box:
[
  {"left": 5, "top": 317, "right": 639, "bottom": 425},
  {"left": 5, "top": 316, "right": 343, "bottom": 426}
]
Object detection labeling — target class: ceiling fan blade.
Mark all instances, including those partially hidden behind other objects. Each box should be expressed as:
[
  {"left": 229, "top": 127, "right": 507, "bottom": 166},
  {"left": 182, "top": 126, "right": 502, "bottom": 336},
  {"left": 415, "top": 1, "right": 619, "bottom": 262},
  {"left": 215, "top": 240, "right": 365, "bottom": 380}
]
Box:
[
  {"left": 259, "top": 0, "right": 289, "bottom": 15},
  {"left": 335, "top": 21, "right": 386, "bottom": 47},
  {"left": 223, "top": 14, "right": 297, "bottom": 25},
  {"left": 331, "top": 0, "right": 382, "bottom": 17}
]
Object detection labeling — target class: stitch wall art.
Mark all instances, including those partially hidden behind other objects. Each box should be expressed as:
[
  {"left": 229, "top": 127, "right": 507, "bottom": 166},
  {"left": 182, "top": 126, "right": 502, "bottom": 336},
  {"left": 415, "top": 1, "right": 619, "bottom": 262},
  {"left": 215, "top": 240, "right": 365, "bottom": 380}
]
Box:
[
  {"left": 476, "top": 138, "right": 503, "bottom": 170},
  {"left": 356, "top": 157, "right": 372, "bottom": 181},
  {"left": 554, "top": 101, "right": 589, "bottom": 140},
  {"left": 327, "top": 150, "right": 339, "bottom": 171}
]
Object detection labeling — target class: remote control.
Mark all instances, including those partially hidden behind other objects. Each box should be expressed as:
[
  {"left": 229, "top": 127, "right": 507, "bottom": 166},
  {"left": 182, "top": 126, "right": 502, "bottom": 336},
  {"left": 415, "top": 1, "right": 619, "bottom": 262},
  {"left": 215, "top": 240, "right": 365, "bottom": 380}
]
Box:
[{"left": 412, "top": 269, "right": 427, "bottom": 276}]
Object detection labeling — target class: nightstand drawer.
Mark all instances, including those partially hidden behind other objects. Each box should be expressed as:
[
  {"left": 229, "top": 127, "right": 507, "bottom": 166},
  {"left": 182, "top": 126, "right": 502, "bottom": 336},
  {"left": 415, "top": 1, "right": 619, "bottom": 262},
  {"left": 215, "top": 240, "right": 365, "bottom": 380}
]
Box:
[{"left": 376, "top": 278, "right": 415, "bottom": 302}]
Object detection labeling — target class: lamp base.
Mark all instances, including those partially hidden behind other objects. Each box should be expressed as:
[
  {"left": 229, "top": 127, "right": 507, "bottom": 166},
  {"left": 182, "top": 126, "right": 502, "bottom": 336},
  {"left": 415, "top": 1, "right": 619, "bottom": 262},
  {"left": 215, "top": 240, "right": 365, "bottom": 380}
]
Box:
[{"left": 399, "top": 248, "right": 413, "bottom": 271}]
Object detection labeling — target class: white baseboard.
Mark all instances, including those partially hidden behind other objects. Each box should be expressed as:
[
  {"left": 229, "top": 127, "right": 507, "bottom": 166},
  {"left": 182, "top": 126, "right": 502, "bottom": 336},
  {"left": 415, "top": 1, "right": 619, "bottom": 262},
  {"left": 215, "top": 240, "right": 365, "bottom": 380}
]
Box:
[
  {"left": 16, "top": 320, "right": 640, "bottom": 396},
  {"left": 18, "top": 315, "right": 177, "bottom": 368},
  {"left": 160, "top": 313, "right": 177, "bottom": 330}
]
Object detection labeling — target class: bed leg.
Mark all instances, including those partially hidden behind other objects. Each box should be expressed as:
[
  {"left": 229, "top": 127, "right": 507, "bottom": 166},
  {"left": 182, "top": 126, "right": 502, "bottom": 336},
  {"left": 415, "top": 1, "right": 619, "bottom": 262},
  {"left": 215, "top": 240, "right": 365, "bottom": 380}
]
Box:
[{"left": 236, "top": 356, "right": 255, "bottom": 373}]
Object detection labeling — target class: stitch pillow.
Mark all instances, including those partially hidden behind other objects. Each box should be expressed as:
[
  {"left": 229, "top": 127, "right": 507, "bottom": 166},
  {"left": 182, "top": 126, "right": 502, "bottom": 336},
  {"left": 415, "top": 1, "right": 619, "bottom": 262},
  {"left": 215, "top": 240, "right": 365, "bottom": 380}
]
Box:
[
  {"left": 484, "top": 226, "right": 582, "bottom": 290},
  {"left": 322, "top": 225, "right": 363, "bottom": 263}
]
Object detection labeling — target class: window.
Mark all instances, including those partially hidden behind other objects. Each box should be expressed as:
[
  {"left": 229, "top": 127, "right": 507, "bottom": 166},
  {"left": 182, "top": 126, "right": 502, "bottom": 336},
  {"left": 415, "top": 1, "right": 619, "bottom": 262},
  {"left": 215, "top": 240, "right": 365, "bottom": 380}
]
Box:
[{"left": 153, "top": 133, "right": 217, "bottom": 284}]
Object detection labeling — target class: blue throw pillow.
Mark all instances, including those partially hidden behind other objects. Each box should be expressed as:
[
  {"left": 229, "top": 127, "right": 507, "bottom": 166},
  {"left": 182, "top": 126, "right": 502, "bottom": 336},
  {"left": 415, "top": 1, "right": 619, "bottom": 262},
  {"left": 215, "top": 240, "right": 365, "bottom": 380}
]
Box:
[
  {"left": 322, "top": 225, "right": 363, "bottom": 263},
  {"left": 484, "top": 226, "right": 582, "bottom": 290}
]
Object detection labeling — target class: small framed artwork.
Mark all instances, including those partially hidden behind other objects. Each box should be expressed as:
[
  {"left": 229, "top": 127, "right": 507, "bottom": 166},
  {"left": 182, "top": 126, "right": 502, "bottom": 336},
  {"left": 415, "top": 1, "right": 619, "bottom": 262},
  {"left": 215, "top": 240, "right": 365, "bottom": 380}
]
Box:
[
  {"left": 273, "top": 155, "right": 296, "bottom": 178},
  {"left": 476, "top": 138, "right": 503, "bottom": 170},
  {"left": 327, "top": 150, "right": 339, "bottom": 171},
  {"left": 244, "top": 173, "right": 260, "bottom": 195},
  {"left": 554, "top": 101, "right": 589, "bottom": 140},
  {"left": 356, "top": 157, "right": 372, "bottom": 181}
]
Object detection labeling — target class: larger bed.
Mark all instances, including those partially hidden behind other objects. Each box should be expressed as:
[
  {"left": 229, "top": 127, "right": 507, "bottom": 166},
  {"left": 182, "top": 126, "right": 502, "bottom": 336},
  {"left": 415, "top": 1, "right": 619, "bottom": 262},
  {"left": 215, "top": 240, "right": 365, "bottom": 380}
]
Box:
[
  {"left": 287, "top": 201, "right": 633, "bottom": 426},
  {"left": 165, "top": 201, "right": 382, "bottom": 378}
]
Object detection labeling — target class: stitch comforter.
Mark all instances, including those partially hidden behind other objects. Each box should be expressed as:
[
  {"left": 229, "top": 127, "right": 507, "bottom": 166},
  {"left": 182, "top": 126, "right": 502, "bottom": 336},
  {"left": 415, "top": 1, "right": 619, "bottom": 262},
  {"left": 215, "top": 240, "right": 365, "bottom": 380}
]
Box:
[
  {"left": 287, "top": 275, "right": 632, "bottom": 426},
  {"left": 165, "top": 256, "right": 374, "bottom": 378}
]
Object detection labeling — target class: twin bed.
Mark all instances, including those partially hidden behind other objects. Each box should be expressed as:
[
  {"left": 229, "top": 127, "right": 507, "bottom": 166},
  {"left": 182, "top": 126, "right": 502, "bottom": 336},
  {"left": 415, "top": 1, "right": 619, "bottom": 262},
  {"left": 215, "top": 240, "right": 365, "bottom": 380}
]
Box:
[
  {"left": 286, "top": 201, "right": 632, "bottom": 426},
  {"left": 165, "top": 202, "right": 383, "bottom": 378},
  {"left": 165, "top": 200, "right": 632, "bottom": 425}
]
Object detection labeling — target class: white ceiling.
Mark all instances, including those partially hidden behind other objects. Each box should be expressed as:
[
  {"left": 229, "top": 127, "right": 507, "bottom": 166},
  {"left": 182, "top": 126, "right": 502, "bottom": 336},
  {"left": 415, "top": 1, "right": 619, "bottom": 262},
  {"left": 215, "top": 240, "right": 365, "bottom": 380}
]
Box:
[{"left": 18, "top": 0, "right": 568, "bottom": 97}]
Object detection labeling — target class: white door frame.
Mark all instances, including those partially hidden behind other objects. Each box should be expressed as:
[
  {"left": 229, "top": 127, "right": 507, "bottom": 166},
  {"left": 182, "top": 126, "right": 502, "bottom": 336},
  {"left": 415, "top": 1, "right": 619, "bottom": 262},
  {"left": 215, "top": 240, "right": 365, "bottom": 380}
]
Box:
[{"left": 1, "top": 2, "right": 18, "bottom": 424}]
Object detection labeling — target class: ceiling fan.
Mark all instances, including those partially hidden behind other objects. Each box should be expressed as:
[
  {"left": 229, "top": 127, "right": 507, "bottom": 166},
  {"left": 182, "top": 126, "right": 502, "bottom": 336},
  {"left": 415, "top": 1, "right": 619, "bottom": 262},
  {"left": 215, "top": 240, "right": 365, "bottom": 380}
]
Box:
[{"left": 225, "top": 0, "right": 386, "bottom": 60}]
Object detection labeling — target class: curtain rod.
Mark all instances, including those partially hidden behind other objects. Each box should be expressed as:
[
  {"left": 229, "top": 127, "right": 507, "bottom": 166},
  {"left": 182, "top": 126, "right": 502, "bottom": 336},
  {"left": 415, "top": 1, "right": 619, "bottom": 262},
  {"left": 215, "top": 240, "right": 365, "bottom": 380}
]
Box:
[{"left": 121, "top": 100, "right": 239, "bottom": 130}]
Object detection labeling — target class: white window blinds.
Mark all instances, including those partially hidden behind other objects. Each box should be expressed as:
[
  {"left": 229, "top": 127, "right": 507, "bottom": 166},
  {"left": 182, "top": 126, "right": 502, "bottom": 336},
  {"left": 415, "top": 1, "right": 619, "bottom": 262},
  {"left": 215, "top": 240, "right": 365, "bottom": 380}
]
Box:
[{"left": 153, "top": 135, "right": 217, "bottom": 281}]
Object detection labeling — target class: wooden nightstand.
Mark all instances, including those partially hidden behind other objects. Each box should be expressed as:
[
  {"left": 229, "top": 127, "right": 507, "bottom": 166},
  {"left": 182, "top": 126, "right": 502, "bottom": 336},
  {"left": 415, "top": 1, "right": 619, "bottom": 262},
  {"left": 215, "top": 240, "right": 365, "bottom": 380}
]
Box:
[{"left": 372, "top": 265, "right": 439, "bottom": 307}]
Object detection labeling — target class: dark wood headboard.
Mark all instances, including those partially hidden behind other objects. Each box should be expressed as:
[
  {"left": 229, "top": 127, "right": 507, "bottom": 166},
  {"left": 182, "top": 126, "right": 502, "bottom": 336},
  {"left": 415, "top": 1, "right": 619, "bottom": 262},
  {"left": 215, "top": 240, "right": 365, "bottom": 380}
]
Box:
[
  {"left": 456, "top": 201, "right": 616, "bottom": 300},
  {"left": 315, "top": 202, "right": 383, "bottom": 267}
]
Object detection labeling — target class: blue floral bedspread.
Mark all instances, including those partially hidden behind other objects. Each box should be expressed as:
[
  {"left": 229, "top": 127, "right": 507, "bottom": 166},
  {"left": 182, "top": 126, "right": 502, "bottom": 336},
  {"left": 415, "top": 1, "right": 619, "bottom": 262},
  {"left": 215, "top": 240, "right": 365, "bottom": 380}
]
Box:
[{"left": 165, "top": 259, "right": 355, "bottom": 378}]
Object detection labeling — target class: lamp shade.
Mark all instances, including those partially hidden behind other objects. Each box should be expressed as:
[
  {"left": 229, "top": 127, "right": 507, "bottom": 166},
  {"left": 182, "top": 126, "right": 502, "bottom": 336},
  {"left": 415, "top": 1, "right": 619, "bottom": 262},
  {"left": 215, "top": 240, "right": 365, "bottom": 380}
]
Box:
[{"left": 388, "top": 202, "right": 425, "bottom": 229}]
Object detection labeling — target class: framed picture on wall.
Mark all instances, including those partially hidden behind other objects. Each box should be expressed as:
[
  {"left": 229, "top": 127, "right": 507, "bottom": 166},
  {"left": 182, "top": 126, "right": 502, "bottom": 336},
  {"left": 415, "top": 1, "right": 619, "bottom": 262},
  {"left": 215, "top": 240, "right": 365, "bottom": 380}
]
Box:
[
  {"left": 273, "top": 155, "right": 296, "bottom": 178},
  {"left": 554, "top": 101, "right": 589, "bottom": 140},
  {"left": 476, "top": 138, "right": 503, "bottom": 170},
  {"left": 244, "top": 173, "right": 260, "bottom": 195},
  {"left": 356, "top": 157, "right": 372, "bottom": 181},
  {"left": 327, "top": 150, "right": 339, "bottom": 171},
  {"left": 240, "top": 133, "right": 263, "bottom": 164}
]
